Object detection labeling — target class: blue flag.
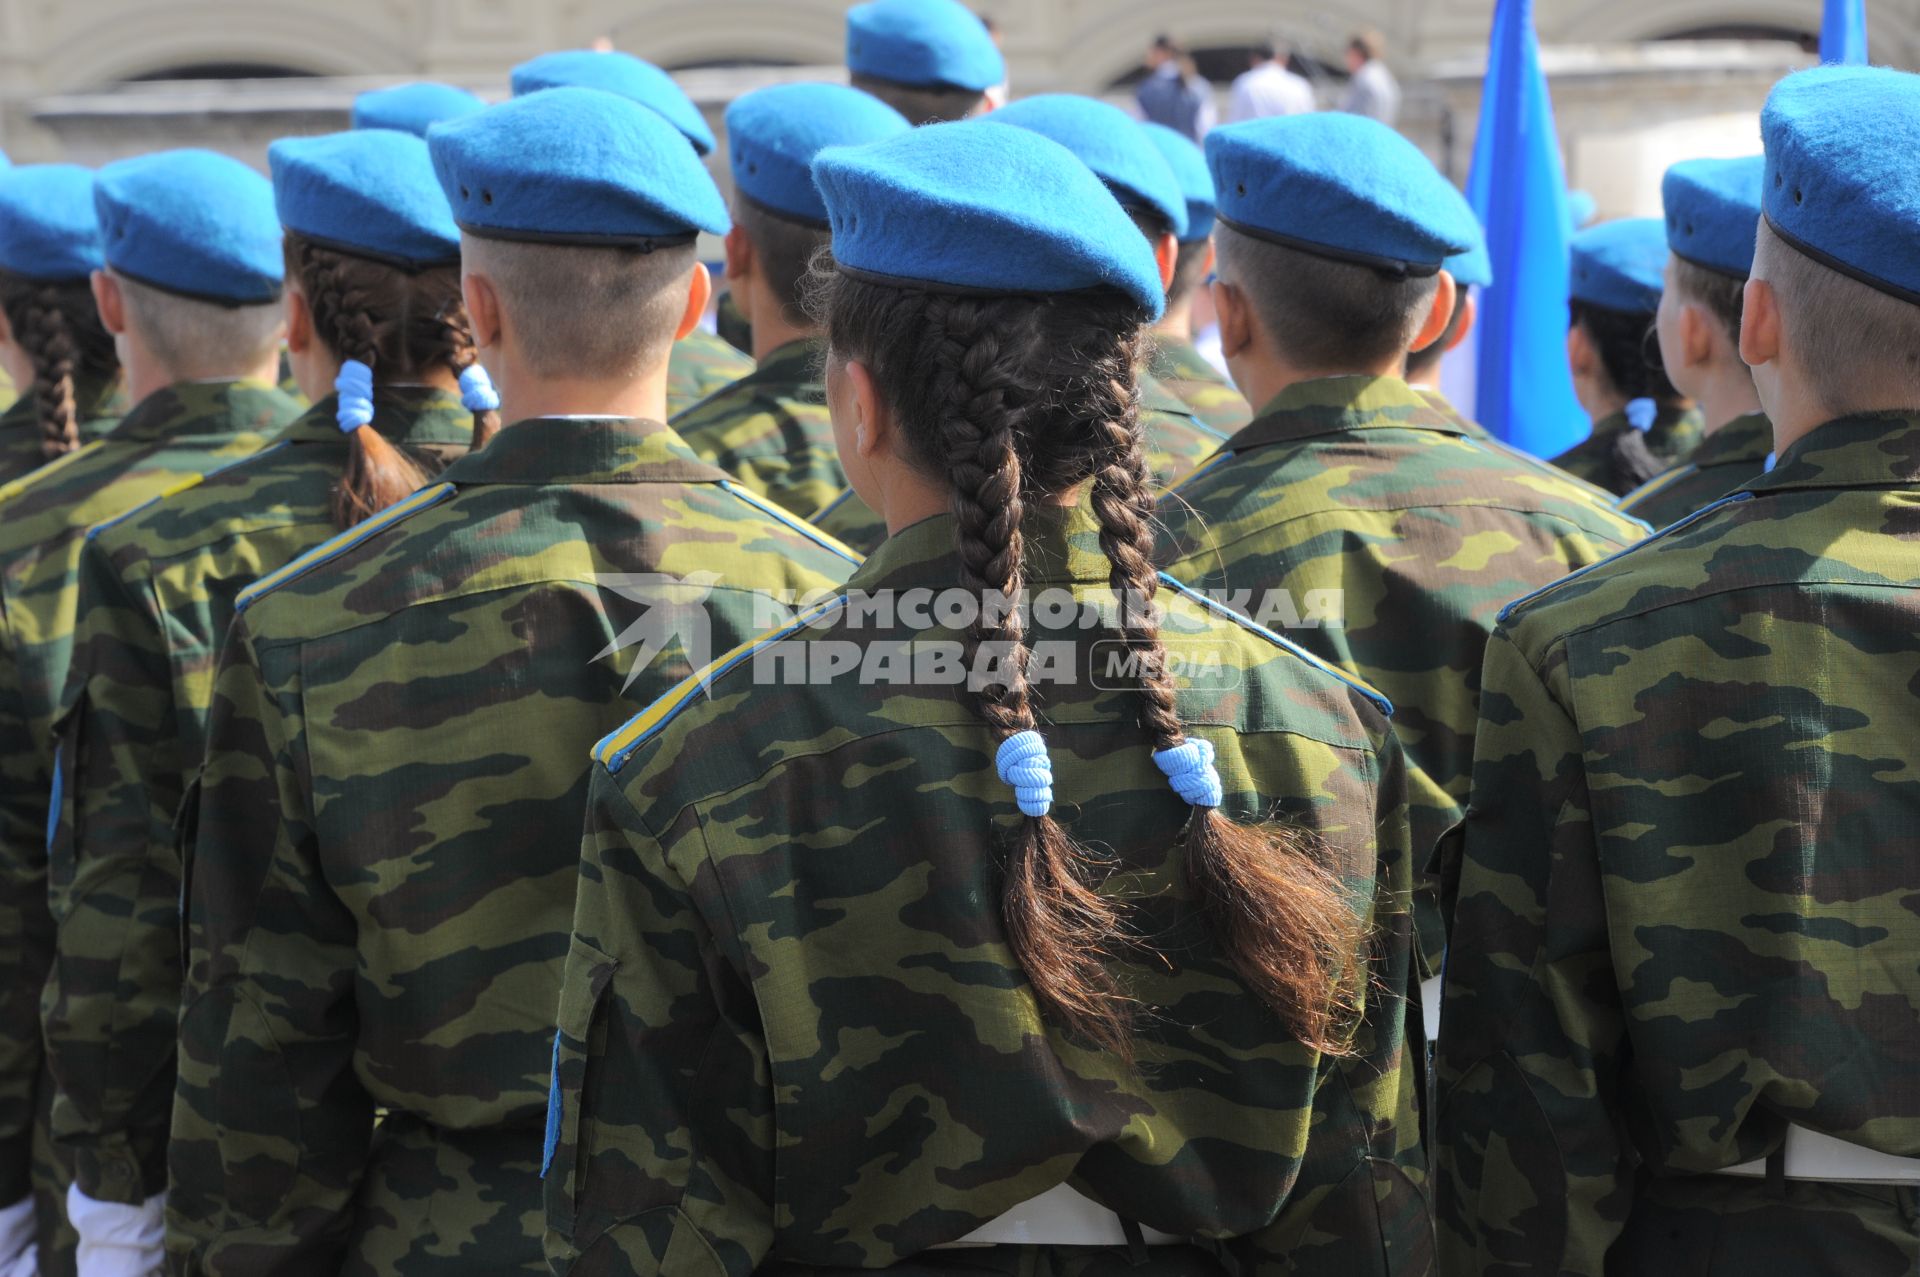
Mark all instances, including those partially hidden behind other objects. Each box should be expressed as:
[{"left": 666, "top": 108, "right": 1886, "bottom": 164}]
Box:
[
  {"left": 1822, "top": 0, "right": 1869, "bottom": 64},
  {"left": 1465, "top": 0, "right": 1585, "bottom": 458}
]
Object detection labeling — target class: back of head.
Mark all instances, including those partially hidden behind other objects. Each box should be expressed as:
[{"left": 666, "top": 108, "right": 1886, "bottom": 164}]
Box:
[
  {"left": 352, "top": 82, "right": 486, "bottom": 138},
  {"left": 509, "top": 50, "right": 715, "bottom": 155},
  {"left": 989, "top": 95, "right": 1189, "bottom": 239},
  {"left": 1350, "top": 28, "right": 1385, "bottom": 63},
  {"left": 429, "top": 86, "right": 729, "bottom": 385},
  {"left": 1662, "top": 155, "right": 1763, "bottom": 348},
  {"left": 846, "top": 0, "right": 1004, "bottom": 125},
  {"left": 1568, "top": 217, "right": 1676, "bottom": 401},
  {"left": 1139, "top": 121, "right": 1216, "bottom": 309},
  {"left": 0, "top": 164, "right": 117, "bottom": 458},
  {"left": 1405, "top": 233, "right": 1490, "bottom": 384}
]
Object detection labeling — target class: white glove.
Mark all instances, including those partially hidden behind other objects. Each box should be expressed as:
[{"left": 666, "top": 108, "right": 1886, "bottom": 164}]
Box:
[
  {"left": 0, "top": 1196, "right": 36, "bottom": 1277},
  {"left": 68, "top": 1184, "right": 165, "bottom": 1277}
]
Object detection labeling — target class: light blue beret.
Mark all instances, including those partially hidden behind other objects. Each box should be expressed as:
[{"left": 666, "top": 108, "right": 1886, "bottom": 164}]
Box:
[
  {"left": 988, "top": 96, "right": 1188, "bottom": 238},
  {"left": 1140, "top": 121, "right": 1214, "bottom": 243},
  {"left": 812, "top": 119, "right": 1164, "bottom": 320},
  {"left": 428, "top": 88, "right": 728, "bottom": 248},
  {"left": 1762, "top": 66, "right": 1920, "bottom": 304},
  {"left": 0, "top": 165, "right": 104, "bottom": 281},
  {"left": 1569, "top": 217, "right": 1667, "bottom": 313},
  {"left": 1207, "top": 113, "right": 1477, "bottom": 278},
  {"left": 1663, "top": 156, "right": 1763, "bottom": 280},
  {"left": 846, "top": 0, "right": 1004, "bottom": 94},
  {"left": 1447, "top": 231, "right": 1493, "bottom": 290},
  {"left": 726, "top": 83, "right": 909, "bottom": 228},
  {"left": 1566, "top": 190, "right": 1597, "bottom": 232},
  {"left": 510, "top": 50, "right": 715, "bottom": 156},
  {"left": 95, "top": 150, "right": 284, "bottom": 305},
  {"left": 270, "top": 131, "right": 459, "bottom": 271},
  {"left": 353, "top": 82, "right": 486, "bottom": 138}
]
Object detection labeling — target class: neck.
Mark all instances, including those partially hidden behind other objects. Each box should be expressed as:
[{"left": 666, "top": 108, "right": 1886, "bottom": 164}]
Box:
[
  {"left": 1760, "top": 376, "right": 1909, "bottom": 458},
  {"left": 750, "top": 301, "right": 815, "bottom": 364},
  {"left": 1228, "top": 345, "right": 1404, "bottom": 416},
  {"left": 1153, "top": 298, "right": 1195, "bottom": 346},
  {"left": 497, "top": 368, "right": 670, "bottom": 427},
  {"left": 1684, "top": 362, "right": 1764, "bottom": 436},
  {"left": 123, "top": 348, "right": 278, "bottom": 406},
  {"left": 1578, "top": 385, "right": 1630, "bottom": 425}
]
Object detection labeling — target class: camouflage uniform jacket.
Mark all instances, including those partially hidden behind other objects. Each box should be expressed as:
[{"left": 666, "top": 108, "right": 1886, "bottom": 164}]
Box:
[
  {"left": 1156, "top": 375, "right": 1648, "bottom": 979},
  {"left": 669, "top": 338, "right": 843, "bottom": 520},
  {"left": 668, "top": 327, "right": 756, "bottom": 418},
  {"left": 41, "top": 387, "right": 474, "bottom": 1207},
  {"left": 0, "top": 374, "right": 124, "bottom": 488},
  {"left": 1549, "top": 401, "right": 1706, "bottom": 496},
  {"left": 0, "top": 380, "right": 295, "bottom": 1232},
  {"left": 1417, "top": 389, "right": 1629, "bottom": 509},
  {"left": 1618, "top": 410, "right": 1774, "bottom": 529},
  {"left": 1434, "top": 411, "right": 1920, "bottom": 1277},
  {"left": 713, "top": 290, "right": 752, "bottom": 357},
  {"left": 1147, "top": 336, "right": 1252, "bottom": 436},
  {"left": 166, "top": 416, "right": 856, "bottom": 1276},
  {"left": 544, "top": 505, "right": 1429, "bottom": 1277}
]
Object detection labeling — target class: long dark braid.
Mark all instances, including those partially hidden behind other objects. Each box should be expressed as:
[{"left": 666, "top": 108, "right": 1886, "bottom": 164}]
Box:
[{"left": 0, "top": 275, "right": 119, "bottom": 459}]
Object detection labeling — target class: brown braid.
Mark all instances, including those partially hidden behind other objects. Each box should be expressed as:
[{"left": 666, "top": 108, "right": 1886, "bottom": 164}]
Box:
[{"left": 0, "top": 273, "right": 119, "bottom": 459}]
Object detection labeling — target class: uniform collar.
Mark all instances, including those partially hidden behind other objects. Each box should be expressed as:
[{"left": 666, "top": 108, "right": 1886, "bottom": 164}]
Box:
[
  {"left": 276, "top": 385, "right": 475, "bottom": 447},
  {"left": 1140, "top": 368, "right": 1201, "bottom": 421},
  {"left": 1148, "top": 338, "right": 1228, "bottom": 388},
  {"left": 745, "top": 337, "right": 824, "bottom": 386},
  {"left": 1743, "top": 411, "right": 1920, "bottom": 494},
  {"left": 1689, "top": 411, "right": 1773, "bottom": 468},
  {"left": 435, "top": 415, "right": 726, "bottom": 486},
  {"left": 1225, "top": 373, "right": 1471, "bottom": 451},
  {"left": 104, "top": 378, "right": 298, "bottom": 444},
  {"left": 847, "top": 502, "right": 1115, "bottom": 594}
]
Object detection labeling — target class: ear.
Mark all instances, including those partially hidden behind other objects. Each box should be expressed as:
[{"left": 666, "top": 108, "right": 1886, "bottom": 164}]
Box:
[
  {"left": 1444, "top": 292, "right": 1476, "bottom": 354},
  {"left": 1567, "top": 319, "right": 1597, "bottom": 379},
  {"left": 1678, "top": 300, "right": 1718, "bottom": 369},
  {"left": 1154, "top": 232, "right": 1178, "bottom": 293},
  {"left": 674, "top": 261, "right": 713, "bottom": 343},
  {"left": 0, "top": 304, "right": 14, "bottom": 349},
  {"left": 1213, "top": 277, "right": 1254, "bottom": 360},
  {"left": 90, "top": 270, "right": 127, "bottom": 337},
  {"left": 463, "top": 269, "right": 503, "bottom": 352},
  {"left": 1201, "top": 240, "right": 1216, "bottom": 278},
  {"left": 845, "top": 356, "right": 889, "bottom": 460},
  {"left": 1740, "top": 277, "right": 1780, "bottom": 371},
  {"left": 1408, "top": 271, "right": 1458, "bottom": 353},
  {"left": 723, "top": 226, "right": 753, "bottom": 292},
  {"left": 284, "top": 287, "right": 313, "bottom": 356}
]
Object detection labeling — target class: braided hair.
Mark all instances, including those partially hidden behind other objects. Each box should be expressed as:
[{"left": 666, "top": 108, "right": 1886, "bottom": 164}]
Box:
[
  {"left": 0, "top": 273, "right": 119, "bottom": 460},
  {"left": 820, "top": 268, "right": 1365, "bottom": 1058},
  {"left": 285, "top": 234, "right": 498, "bottom": 527}
]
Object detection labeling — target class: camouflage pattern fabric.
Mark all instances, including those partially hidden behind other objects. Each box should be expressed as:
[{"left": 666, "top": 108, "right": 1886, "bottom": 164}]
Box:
[
  {"left": 0, "top": 367, "right": 12, "bottom": 417},
  {"left": 0, "top": 379, "right": 298, "bottom": 1271},
  {"left": 1417, "top": 388, "right": 1631, "bottom": 509},
  {"left": 1618, "top": 410, "right": 1774, "bottom": 528},
  {"left": 1434, "top": 411, "right": 1920, "bottom": 1277},
  {"left": 545, "top": 504, "right": 1429, "bottom": 1276},
  {"left": 1156, "top": 375, "right": 1648, "bottom": 981},
  {"left": 0, "top": 374, "right": 125, "bottom": 488},
  {"left": 1549, "top": 402, "right": 1706, "bottom": 496},
  {"left": 668, "top": 327, "right": 756, "bottom": 418},
  {"left": 1146, "top": 337, "right": 1252, "bottom": 436},
  {"left": 41, "top": 387, "right": 474, "bottom": 1209},
  {"left": 167, "top": 416, "right": 856, "bottom": 1275},
  {"left": 669, "top": 338, "right": 844, "bottom": 520},
  {"left": 809, "top": 483, "right": 887, "bottom": 558},
  {"left": 714, "top": 289, "right": 752, "bottom": 357}
]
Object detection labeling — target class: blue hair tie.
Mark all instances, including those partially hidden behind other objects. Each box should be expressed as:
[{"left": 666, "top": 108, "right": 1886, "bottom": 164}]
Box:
[
  {"left": 1153, "top": 737, "right": 1222, "bottom": 808},
  {"left": 459, "top": 363, "right": 500, "bottom": 412},
  {"left": 1624, "top": 397, "right": 1657, "bottom": 432},
  {"left": 996, "top": 730, "right": 1054, "bottom": 818},
  {"left": 334, "top": 359, "right": 375, "bottom": 433}
]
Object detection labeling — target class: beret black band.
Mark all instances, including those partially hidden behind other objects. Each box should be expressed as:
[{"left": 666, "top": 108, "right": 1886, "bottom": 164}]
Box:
[
  {"left": 847, "top": 68, "right": 983, "bottom": 97},
  {"left": 454, "top": 222, "right": 701, "bottom": 253},
  {"left": 1216, "top": 214, "right": 1442, "bottom": 280},
  {"left": 107, "top": 262, "right": 284, "bottom": 309},
  {"left": 735, "top": 189, "right": 831, "bottom": 233},
  {"left": 834, "top": 261, "right": 1142, "bottom": 309},
  {"left": 287, "top": 228, "right": 461, "bottom": 275},
  {"left": 1671, "top": 247, "right": 1751, "bottom": 283},
  {"left": 1764, "top": 212, "right": 1920, "bottom": 309}
]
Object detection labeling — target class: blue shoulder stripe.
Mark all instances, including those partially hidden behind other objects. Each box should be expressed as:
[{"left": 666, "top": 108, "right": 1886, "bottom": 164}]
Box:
[
  {"left": 717, "top": 479, "right": 861, "bottom": 565},
  {"left": 1166, "top": 449, "right": 1235, "bottom": 495},
  {"left": 812, "top": 486, "right": 855, "bottom": 520},
  {"left": 85, "top": 442, "right": 292, "bottom": 542},
  {"left": 236, "top": 482, "right": 456, "bottom": 613},
  {"left": 1156, "top": 570, "right": 1394, "bottom": 717},
  {"left": 594, "top": 593, "right": 848, "bottom": 775},
  {"left": 1497, "top": 490, "right": 1754, "bottom": 624}
]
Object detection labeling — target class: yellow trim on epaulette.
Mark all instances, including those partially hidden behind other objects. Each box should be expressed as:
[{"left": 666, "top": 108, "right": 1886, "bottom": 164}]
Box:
[
  {"left": 88, "top": 441, "right": 292, "bottom": 542},
  {"left": 236, "top": 481, "right": 456, "bottom": 613},
  {"left": 1618, "top": 462, "right": 1697, "bottom": 516},
  {"left": 716, "top": 479, "right": 861, "bottom": 564},
  {"left": 0, "top": 440, "right": 107, "bottom": 506},
  {"left": 594, "top": 592, "right": 849, "bottom": 774}
]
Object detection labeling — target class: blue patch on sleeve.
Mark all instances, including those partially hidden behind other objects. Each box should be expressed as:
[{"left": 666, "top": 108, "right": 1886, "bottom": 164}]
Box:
[
  {"left": 45, "top": 755, "right": 62, "bottom": 852},
  {"left": 541, "top": 1029, "right": 562, "bottom": 1179}
]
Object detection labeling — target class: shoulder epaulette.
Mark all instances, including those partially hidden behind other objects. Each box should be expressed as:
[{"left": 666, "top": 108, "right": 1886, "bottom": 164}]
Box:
[
  {"left": 83, "top": 444, "right": 293, "bottom": 543},
  {"left": 1156, "top": 570, "right": 1393, "bottom": 717},
  {"left": 812, "top": 486, "right": 856, "bottom": 520},
  {"left": 0, "top": 440, "right": 107, "bottom": 506},
  {"left": 1496, "top": 489, "right": 1754, "bottom": 624},
  {"left": 1166, "top": 449, "right": 1235, "bottom": 495},
  {"left": 594, "top": 592, "right": 849, "bottom": 775},
  {"left": 236, "top": 481, "right": 456, "bottom": 613},
  {"left": 1617, "top": 463, "right": 1697, "bottom": 517},
  {"left": 717, "top": 479, "right": 862, "bottom": 565}
]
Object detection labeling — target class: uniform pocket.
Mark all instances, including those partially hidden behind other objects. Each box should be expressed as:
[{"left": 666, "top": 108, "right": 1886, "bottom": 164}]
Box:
[{"left": 543, "top": 935, "right": 619, "bottom": 1244}]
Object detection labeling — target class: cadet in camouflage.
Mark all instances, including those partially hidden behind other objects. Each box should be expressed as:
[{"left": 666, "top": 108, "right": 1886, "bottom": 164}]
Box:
[
  {"left": 671, "top": 338, "right": 837, "bottom": 517},
  {"left": 165, "top": 87, "right": 858, "bottom": 1275},
  {"left": 1617, "top": 409, "right": 1771, "bottom": 526},
  {"left": 666, "top": 326, "right": 754, "bottom": 417},
  {"left": 548, "top": 116, "right": 1427, "bottom": 1277},
  {"left": 1159, "top": 115, "right": 1647, "bottom": 986},
  {"left": 1435, "top": 64, "right": 1920, "bottom": 1277},
  {"left": 0, "top": 372, "right": 120, "bottom": 488}
]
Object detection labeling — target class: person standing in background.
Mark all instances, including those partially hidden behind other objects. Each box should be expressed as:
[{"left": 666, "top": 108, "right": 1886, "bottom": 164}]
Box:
[
  {"left": 1340, "top": 29, "right": 1401, "bottom": 127},
  {"left": 1228, "top": 39, "right": 1314, "bottom": 122},
  {"left": 1135, "top": 35, "right": 1214, "bottom": 142}
]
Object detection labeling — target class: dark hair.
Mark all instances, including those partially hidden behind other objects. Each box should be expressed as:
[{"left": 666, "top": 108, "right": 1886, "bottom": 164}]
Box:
[
  {"left": 1405, "top": 287, "right": 1471, "bottom": 382},
  {"left": 285, "top": 233, "right": 498, "bottom": 527},
  {"left": 0, "top": 273, "right": 119, "bottom": 460},
  {"left": 1350, "top": 29, "right": 1385, "bottom": 61},
  {"left": 818, "top": 265, "right": 1365, "bottom": 1058},
  {"left": 1569, "top": 299, "right": 1679, "bottom": 402},
  {"left": 735, "top": 200, "right": 830, "bottom": 330},
  {"left": 849, "top": 73, "right": 986, "bottom": 126},
  {"left": 1670, "top": 258, "right": 1746, "bottom": 346},
  {"left": 1216, "top": 226, "right": 1439, "bottom": 371}
]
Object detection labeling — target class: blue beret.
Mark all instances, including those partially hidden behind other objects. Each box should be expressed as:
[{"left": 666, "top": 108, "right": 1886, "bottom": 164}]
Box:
[
  {"left": 429, "top": 88, "right": 728, "bottom": 248},
  {"left": 353, "top": 82, "right": 485, "bottom": 138},
  {"left": 1566, "top": 190, "right": 1597, "bottom": 232},
  {"left": 0, "top": 165, "right": 103, "bottom": 281},
  {"left": 1569, "top": 217, "right": 1667, "bottom": 313},
  {"left": 813, "top": 119, "right": 1164, "bottom": 320},
  {"left": 95, "top": 150, "right": 283, "bottom": 305},
  {"left": 270, "top": 131, "right": 459, "bottom": 271},
  {"left": 1762, "top": 66, "right": 1920, "bottom": 304},
  {"left": 510, "top": 51, "right": 714, "bottom": 156},
  {"left": 726, "top": 83, "right": 909, "bottom": 229},
  {"left": 1447, "top": 231, "right": 1493, "bottom": 290},
  {"left": 1140, "top": 121, "right": 1215, "bottom": 243},
  {"left": 988, "top": 96, "right": 1188, "bottom": 238},
  {"left": 1207, "top": 113, "right": 1477, "bottom": 278},
  {"left": 846, "top": 0, "right": 1004, "bottom": 94},
  {"left": 1663, "top": 156, "right": 1763, "bottom": 280}
]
